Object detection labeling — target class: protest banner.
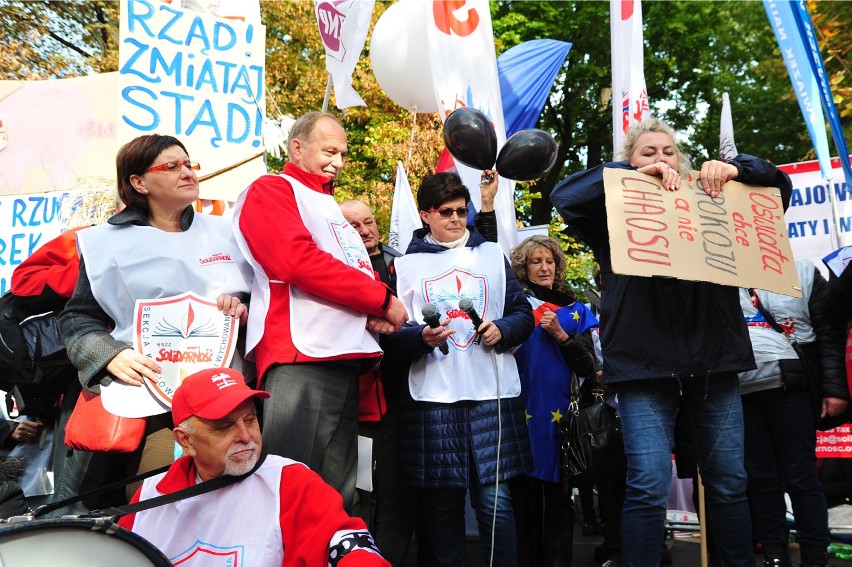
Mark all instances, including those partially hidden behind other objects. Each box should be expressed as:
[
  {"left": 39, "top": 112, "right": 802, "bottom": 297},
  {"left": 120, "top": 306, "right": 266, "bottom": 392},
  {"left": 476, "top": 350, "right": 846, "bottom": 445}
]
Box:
[
  {"left": 118, "top": 0, "right": 267, "bottom": 201},
  {"left": 603, "top": 168, "right": 800, "bottom": 296},
  {"left": 817, "top": 424, "right": 852, "bottom": 458},
  {"left": 780, "top": 156, "right": 852, "bottom": 276}
]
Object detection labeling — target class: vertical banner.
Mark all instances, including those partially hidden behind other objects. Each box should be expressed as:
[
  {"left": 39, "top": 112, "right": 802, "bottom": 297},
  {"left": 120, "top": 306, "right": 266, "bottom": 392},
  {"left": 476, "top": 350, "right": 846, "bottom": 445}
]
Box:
[
  {"left": 427, "top": 0, "right": 518, "bottom": 253},
  {"left": 719, "top": 92, "right": 739, "bottom": 161},
  {"left": 764, "top": 0, "right": 833, "bottom": 181},
  {"left": 610, "top": 0, "right": 649, "bottom": 158},
  {"left": 314, "top": 0, "right": 375, "bottom": 109},
  {"left": 118, "top": 0, "right": 267, "bottom": 201},
  {"left": 389, "top": 161, "right": 421, "bottom": 254}
]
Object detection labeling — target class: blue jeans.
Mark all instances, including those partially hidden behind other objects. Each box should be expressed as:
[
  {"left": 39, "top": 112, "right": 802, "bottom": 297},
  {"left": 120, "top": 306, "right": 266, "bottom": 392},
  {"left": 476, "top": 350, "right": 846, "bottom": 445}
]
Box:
[
  {"left": 617, "top": 373, "right": 752, "bottom": 567},
  {"left": 742, "top": 387, "right": 829, "bottom": 552},
  {"left": 418, "top": 480, "right": 517, "bottom": 567}
]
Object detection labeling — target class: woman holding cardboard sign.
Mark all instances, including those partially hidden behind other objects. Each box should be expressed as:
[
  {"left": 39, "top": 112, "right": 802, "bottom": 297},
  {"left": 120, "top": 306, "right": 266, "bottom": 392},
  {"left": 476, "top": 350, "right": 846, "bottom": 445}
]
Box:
[
  {"left": 58, "top": 134, "right": 251, "bottom": 511},
  {"left": 551, "top": 118, "right": 792, "bottom": 567}
]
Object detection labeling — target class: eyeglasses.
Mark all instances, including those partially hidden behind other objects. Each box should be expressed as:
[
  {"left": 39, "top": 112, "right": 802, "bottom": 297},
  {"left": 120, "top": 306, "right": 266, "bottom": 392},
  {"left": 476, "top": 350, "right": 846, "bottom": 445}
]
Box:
[
  {"left": 145, "top": 160, "right": 201, "bottom": 173},
  {"left": 427, "top": 207, "right": 469, "bottom": 219}
]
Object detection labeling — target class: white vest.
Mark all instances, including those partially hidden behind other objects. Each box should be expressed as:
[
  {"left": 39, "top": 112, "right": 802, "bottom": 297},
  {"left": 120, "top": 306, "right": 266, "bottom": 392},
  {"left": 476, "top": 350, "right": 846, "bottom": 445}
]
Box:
[
  {"left": 78, "top": 214, "right": 252, "bottom": 417},
  {"left": 233, "top": 174, "right": 381, "bottom": 359},
  {"left": 132, "top": 456, "right": 290, "bottom": 567},
  {"left": 395, "top": 244, "right": 521, "bottom": 402}
]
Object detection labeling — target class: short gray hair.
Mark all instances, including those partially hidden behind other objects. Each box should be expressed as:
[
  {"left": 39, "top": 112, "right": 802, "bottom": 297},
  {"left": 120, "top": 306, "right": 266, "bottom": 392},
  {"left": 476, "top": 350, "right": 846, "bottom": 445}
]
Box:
[{"left": 287, "top": 111, "right": 343, "bottom": 154}]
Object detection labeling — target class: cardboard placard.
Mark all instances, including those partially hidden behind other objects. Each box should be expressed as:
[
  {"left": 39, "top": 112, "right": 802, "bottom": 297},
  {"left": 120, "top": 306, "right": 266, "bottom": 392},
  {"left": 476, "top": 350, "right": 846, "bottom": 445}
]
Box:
[{"left": 603, "top": 168, "right": 801, "bottom": 297}]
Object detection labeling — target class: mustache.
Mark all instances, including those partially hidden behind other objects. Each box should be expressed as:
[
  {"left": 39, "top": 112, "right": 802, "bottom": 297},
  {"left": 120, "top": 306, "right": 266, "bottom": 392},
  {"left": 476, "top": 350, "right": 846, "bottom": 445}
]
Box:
[{"left": 226, "top": 440, "right": 259, "bottom": 457}]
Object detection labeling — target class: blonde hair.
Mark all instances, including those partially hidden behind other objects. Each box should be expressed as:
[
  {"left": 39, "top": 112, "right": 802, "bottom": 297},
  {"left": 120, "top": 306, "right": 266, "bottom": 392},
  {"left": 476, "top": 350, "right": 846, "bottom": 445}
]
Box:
[
  {"left": 619, "top": 117, "right": 693, "bottom": 177},
  {"left": 510, "top": 235, "right": 568, "bottom": 293}
]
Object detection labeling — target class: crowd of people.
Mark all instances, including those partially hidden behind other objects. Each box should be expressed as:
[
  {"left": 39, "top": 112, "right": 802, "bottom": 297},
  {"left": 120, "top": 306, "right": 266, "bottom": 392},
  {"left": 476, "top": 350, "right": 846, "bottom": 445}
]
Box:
[{"left": 0, "top": 112, "right": 850, "bottom": 567}]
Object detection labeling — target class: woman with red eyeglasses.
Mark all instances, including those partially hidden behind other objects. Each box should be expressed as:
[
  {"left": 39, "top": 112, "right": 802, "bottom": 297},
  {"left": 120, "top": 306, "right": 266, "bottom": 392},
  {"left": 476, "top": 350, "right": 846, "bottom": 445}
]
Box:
[
  {"left": 383, "top": 171, "right": 534, "bottom": 567},
  {"left": 57, "top": 134, "right": 252, "bottom": 512}
]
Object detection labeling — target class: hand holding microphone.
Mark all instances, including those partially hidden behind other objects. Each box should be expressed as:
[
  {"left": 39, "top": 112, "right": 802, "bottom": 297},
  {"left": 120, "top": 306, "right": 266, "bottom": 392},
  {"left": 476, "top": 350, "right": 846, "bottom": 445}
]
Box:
[
  {"left": 459, "top": 298, "right": 503, "bottom": 348},
  {"left": 422, "top": 303, "right": 452, "bottom": 355}
]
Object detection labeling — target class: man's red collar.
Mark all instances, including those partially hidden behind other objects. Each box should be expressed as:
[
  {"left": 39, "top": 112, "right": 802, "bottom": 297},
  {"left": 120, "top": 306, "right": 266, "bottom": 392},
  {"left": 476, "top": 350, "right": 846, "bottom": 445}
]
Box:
[{"left": 283, "top": 162, "right": 335, "bottom": 195}]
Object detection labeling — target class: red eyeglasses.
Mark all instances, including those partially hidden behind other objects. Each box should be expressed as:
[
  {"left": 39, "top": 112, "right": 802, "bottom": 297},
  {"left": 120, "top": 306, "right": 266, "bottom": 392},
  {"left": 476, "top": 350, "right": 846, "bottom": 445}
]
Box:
[
  {"left": 427, "top": 207, "right": 469, "bottom": 219},
  {"left": 145, "top": 160, "right": 201, "bottom": 173}
]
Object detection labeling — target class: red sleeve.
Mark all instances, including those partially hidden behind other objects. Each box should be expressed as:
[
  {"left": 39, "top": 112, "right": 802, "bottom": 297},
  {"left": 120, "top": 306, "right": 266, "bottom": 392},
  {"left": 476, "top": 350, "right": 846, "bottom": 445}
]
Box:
[
  {"left": 279, "top": 464, "right": 389, "bottom": 567},
  {"left": 239, "top": 178, "right": 391, "bottom": 317},
  {"left": 116, "top": 486, "right": 142, "bottom": 530},
  {"left": 11, "top": 227, "right": 84, "bottom": 299}
]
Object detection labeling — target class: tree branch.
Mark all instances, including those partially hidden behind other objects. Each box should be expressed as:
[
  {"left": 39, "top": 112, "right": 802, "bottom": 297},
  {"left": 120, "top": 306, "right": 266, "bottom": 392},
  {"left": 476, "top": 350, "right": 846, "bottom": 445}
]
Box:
[{"left": 47, "top": 30, "right": 91, "bottom": 58}]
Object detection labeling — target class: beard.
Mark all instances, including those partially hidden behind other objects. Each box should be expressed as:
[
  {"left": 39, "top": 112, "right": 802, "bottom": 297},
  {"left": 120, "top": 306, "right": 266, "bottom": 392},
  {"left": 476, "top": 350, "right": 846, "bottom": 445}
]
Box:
[{"left": 223, "top": 441, "right": 260, "bottom": 476}]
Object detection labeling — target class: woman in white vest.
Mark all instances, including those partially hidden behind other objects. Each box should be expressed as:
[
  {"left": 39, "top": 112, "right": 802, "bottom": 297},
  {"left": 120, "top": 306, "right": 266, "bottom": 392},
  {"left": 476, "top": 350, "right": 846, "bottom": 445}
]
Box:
[
  {"left": 385, "top": 172, "right": 534, "bottom": 567},
  {"left": 59, "top": 134, "right": 252, "bottom": 508}
]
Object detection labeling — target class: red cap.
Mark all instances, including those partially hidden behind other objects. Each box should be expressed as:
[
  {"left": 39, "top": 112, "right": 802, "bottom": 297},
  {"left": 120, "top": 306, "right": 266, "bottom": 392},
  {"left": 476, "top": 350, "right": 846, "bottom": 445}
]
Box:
[{"left": 171, "top": 368, "right": 269, "bottom": 426}]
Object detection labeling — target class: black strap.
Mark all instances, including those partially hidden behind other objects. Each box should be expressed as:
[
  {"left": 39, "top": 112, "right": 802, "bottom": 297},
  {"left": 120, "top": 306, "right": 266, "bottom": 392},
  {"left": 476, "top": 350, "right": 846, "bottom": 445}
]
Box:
[
  {"left": 87, "top": 450, "right": 267, "bottom": 519},
  {"left": 749, "top": 289, "right": 789, "bottom": 338}
]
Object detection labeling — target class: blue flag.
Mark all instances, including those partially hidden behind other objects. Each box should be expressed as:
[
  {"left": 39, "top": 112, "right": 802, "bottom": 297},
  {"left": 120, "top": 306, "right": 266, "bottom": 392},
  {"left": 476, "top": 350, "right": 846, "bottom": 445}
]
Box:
[{"left": 497, "top": 39, "right": 572, "bottom": 137}]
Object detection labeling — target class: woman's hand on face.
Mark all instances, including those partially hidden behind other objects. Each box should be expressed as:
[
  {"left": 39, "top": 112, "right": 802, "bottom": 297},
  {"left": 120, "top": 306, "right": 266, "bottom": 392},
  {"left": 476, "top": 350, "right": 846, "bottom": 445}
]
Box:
[
  {"left": 636, "top": 162, "right": 680, "bottom": 191},
  {"left": 699, "top": 160, "right": 738, "bottom": 199},
  {"left": 106, "top": 349, "right": 161, "bottom": 387},
  {"left": 477, "top": 320, "right": 503, "bottom": 347},
  {"left": 539, "top": 309, "right": 569, "bottom": 343},
  {"left": 217, "top": 294, "right": 247, "bottom": 325},
  {"left": 479, "top": 170, "right": 499, "bottom": 212},
  {"left": 421, "top": 317, "right": 455, "bottom": 349}
]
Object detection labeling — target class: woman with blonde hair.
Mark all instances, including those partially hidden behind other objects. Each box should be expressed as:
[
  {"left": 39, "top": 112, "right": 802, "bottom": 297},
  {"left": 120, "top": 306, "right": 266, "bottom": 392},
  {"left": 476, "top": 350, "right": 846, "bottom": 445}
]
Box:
[{"left": 551, "top": 117, "right": 793, "bottom": 566}]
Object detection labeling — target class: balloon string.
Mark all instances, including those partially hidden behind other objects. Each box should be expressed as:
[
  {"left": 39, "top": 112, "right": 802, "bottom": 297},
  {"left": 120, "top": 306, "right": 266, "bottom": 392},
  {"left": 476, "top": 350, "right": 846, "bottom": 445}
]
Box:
[{"left": 406, "top": 109, "right": 418, "bottom": 173}]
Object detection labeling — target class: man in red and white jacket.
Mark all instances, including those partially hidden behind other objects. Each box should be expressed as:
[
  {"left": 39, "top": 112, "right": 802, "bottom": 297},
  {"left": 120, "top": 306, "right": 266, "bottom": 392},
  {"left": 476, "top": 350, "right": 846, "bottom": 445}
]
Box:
[
  {"left": 232, "top": 111, "right": 408, "bottom": 510},
  {"left": 118, "top": 368, "right": 390, "bottom": 567}
]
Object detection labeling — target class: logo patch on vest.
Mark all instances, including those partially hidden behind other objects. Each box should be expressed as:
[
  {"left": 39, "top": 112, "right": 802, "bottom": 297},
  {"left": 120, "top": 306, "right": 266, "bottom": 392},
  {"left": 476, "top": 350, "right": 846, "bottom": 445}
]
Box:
[
  {"left": 172, "top": 540, "right": 243, "bottom": 566},
  {"left": 328, "top": 220, "right": 374, "bottom": 276},
  {"left": 424, "top": 267, "right": 488, "bottom": 350}
]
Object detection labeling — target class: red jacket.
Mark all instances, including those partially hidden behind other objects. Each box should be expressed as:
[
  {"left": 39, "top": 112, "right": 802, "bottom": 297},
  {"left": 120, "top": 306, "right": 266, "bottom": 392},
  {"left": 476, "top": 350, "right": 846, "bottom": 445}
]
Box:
[
  {"left": 238, "top": 163, "right": 391, "bottom": 377},
  {"left": 11, "top": 227, "right": 84, "bottom": 300}
]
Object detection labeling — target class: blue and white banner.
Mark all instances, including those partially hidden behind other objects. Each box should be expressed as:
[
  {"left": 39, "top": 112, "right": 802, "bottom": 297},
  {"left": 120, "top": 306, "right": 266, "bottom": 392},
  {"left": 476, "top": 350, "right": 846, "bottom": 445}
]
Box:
[{"left": 764, "top": 0, "right": 833, "bottom": 181}]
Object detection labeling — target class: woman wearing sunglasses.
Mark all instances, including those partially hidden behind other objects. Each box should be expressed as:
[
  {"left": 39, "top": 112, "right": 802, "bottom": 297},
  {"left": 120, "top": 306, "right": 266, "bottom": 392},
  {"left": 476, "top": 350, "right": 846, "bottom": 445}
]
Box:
[
  {"left": 58, "top": 134, "right": 252, "bottom": 511},
  {"left": 385, "top": 171, "right": 534, "bottom": 566}
]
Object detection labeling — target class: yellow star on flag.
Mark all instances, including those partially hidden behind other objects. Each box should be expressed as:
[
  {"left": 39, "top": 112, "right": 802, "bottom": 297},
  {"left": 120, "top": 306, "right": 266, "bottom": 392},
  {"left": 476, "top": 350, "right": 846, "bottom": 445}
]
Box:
[
  {"left": 525, "top": 410, "right": 533, "bottom": 423},
  {"left": 572, "top": 310, "right": 581, "bottom": 321},
  {"left": 551, "top": 409, "right": 563, "bottom": 423}
]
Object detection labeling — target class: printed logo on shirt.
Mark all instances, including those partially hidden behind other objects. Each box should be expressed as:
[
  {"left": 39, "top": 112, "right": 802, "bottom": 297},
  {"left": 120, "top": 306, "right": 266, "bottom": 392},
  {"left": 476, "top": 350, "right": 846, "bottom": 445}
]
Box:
[
  {"left": 423, "top": 267, "right": 488, "bottom": 350},
  {"left": 171, "top": 540, "right": 244, "bottom": 565},
  {"left": 328, "top": 219, "right": 374, "bottom": 277},
  {"left": 199, "top": 252, "right": 233, "bottom": 265}
]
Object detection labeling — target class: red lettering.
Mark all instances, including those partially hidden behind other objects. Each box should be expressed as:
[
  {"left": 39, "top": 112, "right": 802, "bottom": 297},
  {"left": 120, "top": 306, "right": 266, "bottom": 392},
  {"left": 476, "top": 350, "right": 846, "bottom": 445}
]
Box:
[{"left": 433, "top": 1, "right": 479, "bottom": 37}]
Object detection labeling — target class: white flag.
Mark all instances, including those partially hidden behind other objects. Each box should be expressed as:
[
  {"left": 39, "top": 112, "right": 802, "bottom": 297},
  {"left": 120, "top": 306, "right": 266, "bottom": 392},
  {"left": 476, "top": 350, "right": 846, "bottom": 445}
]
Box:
[
  {"left": 610, "top": 0, "right": 649, "bottom": 158},
  {"left": 314, "top": 0, "right": 375, "bottom": 109},
  {"left": 426, "top": 0, "right": 518, "bottom": 253},
  {"left": 389, "top": 161, "right": 421, "bottom": 254},
  {"left": 719, "top": 92, "right": 739, "bottom": 161}
]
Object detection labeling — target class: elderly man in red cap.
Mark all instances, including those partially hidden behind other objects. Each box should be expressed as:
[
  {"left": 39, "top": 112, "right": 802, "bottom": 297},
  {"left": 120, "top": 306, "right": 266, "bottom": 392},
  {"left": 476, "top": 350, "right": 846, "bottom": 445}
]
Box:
[{"left": 118, "top": 368, "right": 390, "bottom": 567}]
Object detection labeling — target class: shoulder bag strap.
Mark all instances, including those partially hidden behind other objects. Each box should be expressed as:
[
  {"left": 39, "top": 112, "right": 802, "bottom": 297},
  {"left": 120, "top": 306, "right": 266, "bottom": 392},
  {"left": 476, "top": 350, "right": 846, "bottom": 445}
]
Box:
[{"left": 749, "top": 289, "right": 790, "bottom": 338}]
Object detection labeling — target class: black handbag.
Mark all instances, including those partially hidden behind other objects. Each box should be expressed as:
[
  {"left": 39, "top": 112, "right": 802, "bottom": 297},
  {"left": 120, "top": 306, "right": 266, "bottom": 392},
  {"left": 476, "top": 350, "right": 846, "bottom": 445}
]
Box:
[{"left": 559, "top": 372, "right": 622, "bottom": 487}]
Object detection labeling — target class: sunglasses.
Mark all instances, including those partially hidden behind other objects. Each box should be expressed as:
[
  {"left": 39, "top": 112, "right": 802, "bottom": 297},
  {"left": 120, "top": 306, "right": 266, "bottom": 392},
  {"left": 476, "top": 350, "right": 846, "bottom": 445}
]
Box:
[
  {"left": 427, "top": 206, "right": 469, "bottom": 219},
  {"left": 145, "top": 160, "right": 201, "bottom": 173}
]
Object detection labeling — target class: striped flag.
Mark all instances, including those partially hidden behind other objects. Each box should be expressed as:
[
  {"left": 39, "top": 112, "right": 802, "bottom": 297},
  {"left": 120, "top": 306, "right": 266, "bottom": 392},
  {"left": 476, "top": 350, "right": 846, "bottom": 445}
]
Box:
[
  {"left": 719, "top": 92, "right": 739, "bottom": 161},
  {"left": 610, "top": 0, "right": 649, "bottom": 158}
]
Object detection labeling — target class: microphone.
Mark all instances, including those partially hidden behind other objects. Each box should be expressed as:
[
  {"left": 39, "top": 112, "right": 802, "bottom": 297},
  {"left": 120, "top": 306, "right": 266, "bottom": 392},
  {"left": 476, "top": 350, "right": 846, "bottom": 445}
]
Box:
[
  {"left": 422, "top": 303, "right": 449, "bottom": 355},
  {"left": 458, "top": 298, "right": 484, "bottom": 346}
]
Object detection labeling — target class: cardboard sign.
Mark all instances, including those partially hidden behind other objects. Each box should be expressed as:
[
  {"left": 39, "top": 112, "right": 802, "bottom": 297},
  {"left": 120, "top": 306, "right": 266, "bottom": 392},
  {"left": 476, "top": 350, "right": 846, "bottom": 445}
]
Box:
[{"left": 604, "top": 168, "right": 801, "bottom": 297}]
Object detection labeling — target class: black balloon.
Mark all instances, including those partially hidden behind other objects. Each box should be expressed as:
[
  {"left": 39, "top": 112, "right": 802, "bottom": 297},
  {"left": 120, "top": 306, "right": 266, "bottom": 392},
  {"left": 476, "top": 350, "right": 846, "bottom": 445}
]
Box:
[
  {"left": 496, "top": 129, "right": 558, "bottom": 181},
  {"left": 442, "top": 108, "right": 498, "bottom": 170}
]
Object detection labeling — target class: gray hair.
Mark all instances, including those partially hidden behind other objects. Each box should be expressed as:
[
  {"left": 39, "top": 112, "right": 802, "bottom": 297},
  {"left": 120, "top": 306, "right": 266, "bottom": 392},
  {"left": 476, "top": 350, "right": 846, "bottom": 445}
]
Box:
[
  {"left": 619, "top": 117, "right": 693, "bottom": 177},
  {"left": 287, "top": 111, "right": 343, "bottom": 154}
]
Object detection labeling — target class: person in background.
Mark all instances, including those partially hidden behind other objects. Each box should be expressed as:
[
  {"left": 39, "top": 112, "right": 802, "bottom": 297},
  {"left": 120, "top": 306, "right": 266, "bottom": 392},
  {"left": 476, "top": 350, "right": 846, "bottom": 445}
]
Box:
[
  {"left": 509, "top": 235, "right": 598, "bottom": 567},
  {"left": 384, "top": 171, "right": 534, "bottom": 567},
  {"left": 233, "top": 112, "right": 408, "bottom": 512},
  {"left": 551, "top": 117, "right": 793, "bottom": 567},
  {"left": 739, "top": 259, "right": 848, "bottom": 567},
  {"left": 59, "top": 134, "right": 251, "bottom": 507},
  {"left": 119, "top": 367, "right": 391, "bottom": 567}
]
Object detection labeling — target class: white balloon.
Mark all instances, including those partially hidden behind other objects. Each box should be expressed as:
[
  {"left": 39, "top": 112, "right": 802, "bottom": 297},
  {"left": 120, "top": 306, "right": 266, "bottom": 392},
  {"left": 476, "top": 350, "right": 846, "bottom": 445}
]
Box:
[{"left": 369, "top": 0, "right": 438, "bottom": 113}]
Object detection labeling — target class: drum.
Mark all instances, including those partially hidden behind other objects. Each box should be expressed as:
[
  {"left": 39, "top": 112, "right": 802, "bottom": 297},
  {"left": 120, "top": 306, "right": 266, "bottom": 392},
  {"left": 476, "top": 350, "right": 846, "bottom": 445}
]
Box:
[{"left": 0, "top": 517, "right": 171, "bottom": 566}]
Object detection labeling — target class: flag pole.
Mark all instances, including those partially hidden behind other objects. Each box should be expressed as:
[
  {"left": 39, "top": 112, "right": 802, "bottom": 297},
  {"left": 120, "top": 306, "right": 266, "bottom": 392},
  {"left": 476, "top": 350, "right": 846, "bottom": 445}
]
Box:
[
  {"left": 406, "top": 108, "right": 418, "bottom": 173},
  {"left": 321, "top": 74, "right": 333, "bottom": 112}
]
